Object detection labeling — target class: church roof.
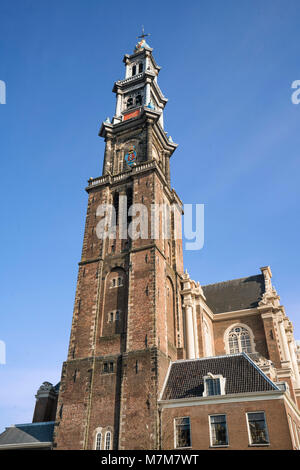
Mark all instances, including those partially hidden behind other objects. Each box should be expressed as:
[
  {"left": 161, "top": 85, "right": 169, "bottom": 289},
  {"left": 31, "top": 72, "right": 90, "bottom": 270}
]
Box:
[
  {"left": 161, "top": 353, "right": 277, "bottom": 401},
  {"left": 202, "top": 274, "right": 265, "bottom": 314},
  {"left": 0, "top": 422, "right": 55, "bottom": 449}
]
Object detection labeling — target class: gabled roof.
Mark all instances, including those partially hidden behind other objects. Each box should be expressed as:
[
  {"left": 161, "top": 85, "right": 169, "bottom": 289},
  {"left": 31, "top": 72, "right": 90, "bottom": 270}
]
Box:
[
  {"left": 0, "top": 422, "right": 55, "bottom": 448},
  {"left": 202, "top": 274, "right": 265, "bottom": 314},
  {"left": 161, "top": 353, "right": 277, "bottom": 401}
]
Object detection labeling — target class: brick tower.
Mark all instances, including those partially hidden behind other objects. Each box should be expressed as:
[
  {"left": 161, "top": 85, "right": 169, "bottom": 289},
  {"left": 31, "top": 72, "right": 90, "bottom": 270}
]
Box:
[{"left": 53, "top": 36, "right": 184, "bottom": 450}]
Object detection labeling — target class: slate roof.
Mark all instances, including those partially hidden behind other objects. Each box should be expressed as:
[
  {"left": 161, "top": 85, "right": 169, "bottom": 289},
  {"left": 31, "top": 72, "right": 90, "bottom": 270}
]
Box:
[
  {"left": 161, "top": 353, "right": 277, "bottom": 401},
  {"left": 202, "top": 274, "right": 265, "bottom": 314},
  {"left": 0, "top": 422, "right": 55, "bottom": 447}
]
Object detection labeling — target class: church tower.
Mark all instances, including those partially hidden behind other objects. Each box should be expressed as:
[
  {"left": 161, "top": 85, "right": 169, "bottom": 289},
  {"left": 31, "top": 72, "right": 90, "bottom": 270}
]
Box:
[{"left": 53, "top": 36, "right": 185, "bottom": 450}]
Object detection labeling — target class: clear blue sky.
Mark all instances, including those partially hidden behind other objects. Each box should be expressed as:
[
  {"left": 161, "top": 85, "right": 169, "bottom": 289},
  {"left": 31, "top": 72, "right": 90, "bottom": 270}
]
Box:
[{"left": 0, "top": 0, "right": 300, "bottom": 432}]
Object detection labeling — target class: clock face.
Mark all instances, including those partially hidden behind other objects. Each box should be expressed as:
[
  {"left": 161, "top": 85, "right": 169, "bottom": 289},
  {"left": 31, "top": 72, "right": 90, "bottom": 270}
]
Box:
[{"left": 125, "top": 146, "right": 137, "bottom": 167}]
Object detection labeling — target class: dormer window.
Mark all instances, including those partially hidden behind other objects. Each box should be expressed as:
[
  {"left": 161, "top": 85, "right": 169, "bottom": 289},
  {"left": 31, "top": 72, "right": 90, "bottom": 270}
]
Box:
[{"left": 203, "top": 374, "right": 226, "bottom": 397}]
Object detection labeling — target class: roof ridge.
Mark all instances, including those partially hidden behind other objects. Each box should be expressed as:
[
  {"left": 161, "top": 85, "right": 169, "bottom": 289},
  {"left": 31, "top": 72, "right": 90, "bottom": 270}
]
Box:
[
  {"left": 12, "top": 421, "right": 55, "bottom": 428},
  {"left": 170, "top": 353, "right": 243, "bottom": 365},
  {"left": 202, "top": 274, "right": 263, "bottom": 288}
]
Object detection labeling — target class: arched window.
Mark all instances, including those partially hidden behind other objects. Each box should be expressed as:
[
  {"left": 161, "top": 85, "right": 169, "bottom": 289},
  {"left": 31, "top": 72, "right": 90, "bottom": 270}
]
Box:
[
  {"left": 95, "top": 432, "right": 102, "bottom": 450},
  {"left": 227, "top": 325, "right": 253, "bottom": 354},
  {"left": 105, "top": 431, "right": 111, "bottom": 450}
]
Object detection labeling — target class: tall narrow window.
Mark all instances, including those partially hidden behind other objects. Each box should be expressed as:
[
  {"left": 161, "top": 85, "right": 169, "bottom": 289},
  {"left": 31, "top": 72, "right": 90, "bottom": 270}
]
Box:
[
  {"left": 105, "top": 431, "right": 111, "bottom": 450},
  {"left": 174, "top": 417, "right": 191, "bottom": 448},
  {"left": 136, "top": 94, "right": 142, "bottom": 106},
  {"left": 127, "top": 96, "right": 133, "bottom": 108},
  {"left": 113, "top": 192, "right": 119, "bottom": 222},
  {"left": 132, "top": 65, "right": 136, "bottom": 76},
  {"left": 206, "top": 378, "right": 221, "bottom": 396},
  {"left": 247, "top": 412, "right": 269, "bottom": 445},
  {"left": 138, "top": 62, "right": 143, "bottom": 73},
  {"left": 95, "top": 432, "right": 102, "bottom": 450},
  {"left": 209, "top": 415, "right": 228, "bottom": 447}
]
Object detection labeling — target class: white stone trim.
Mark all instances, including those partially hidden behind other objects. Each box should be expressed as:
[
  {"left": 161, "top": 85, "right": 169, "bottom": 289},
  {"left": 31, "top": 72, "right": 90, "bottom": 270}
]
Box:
[
  {"left": 213, "top": 308, "right": 259, "bottom": 321},
  {"left": 159, "top": 390, "right": 284, "bottom": 409},
  {"left": 159, "top": 362, "right": 172, "bottom": 401}
]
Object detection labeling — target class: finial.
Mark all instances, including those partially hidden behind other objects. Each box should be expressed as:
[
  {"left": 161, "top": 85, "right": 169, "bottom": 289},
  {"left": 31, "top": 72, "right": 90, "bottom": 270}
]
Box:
[
  {"left": 137, "top": 25, "right": 150, "bottom": 40},
  {"left": 134, "top": 26, "right": 151, "bottom": 52}
]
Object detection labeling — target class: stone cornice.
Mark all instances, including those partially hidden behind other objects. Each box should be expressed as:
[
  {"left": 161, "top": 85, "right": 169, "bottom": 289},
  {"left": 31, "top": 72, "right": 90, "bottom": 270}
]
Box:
[
  {"left": 212, "top": 308, "right": 260, "bottom": 321},
  {"left": 86, "top": 160, "right": 177, "bottom": 198}
]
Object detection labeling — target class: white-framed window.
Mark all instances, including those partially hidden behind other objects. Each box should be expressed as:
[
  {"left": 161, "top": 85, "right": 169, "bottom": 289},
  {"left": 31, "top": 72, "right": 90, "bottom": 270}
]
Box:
[
  {"left": 105, "top": 431, "right": 111, "bottom": 450},
  {"left": 209, "top": 414, "right": 228, "bottom": 447},
  {"left": 174, "top": 417, "right": 191, "bottom": 448},
  {"left": 224, "top": 324, "right": 255, "bottom": 355},
  {"left": 95, "top": 431, "right": 102, "bottom": 450},
  {"left": 246, "top": 412, "right": 269, "bottom": 446},
  {"left": 203, "top": 374, "right": 226, "bottom": 397}
]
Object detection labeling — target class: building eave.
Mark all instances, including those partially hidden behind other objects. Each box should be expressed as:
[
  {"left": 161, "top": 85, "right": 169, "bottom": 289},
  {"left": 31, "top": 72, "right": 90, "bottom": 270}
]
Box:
[
  {"left": 158, "top": 390, "right": 284, "bottom": 409},
  {"left": 0, "top": 441, "right": 52, "bottom": 450}
]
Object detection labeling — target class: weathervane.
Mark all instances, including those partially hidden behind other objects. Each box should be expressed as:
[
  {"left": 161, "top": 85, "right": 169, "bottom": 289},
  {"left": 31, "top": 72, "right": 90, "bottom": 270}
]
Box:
[{"left": 137, "top": 25, "right": 150, "bottom": 40}]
